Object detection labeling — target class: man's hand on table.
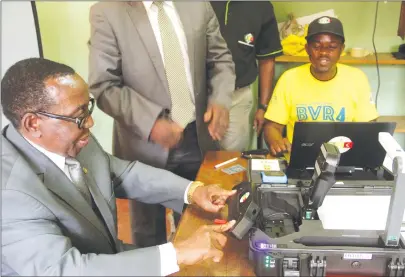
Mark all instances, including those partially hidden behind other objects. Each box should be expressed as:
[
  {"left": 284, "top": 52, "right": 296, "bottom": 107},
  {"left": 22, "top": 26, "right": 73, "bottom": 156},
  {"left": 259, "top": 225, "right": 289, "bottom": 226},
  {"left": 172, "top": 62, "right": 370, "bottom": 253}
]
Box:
[
  {"left": 171, "top": 184, "right": 236, "bottom": 266},
  {"left": 173, "top": 220, "right": 236, "bottom": 265},
  {"left": 192, "top": 184, "right": 237, "bottom": 213},
  {"left": 269, "top": 137, "right": 291, "bottom": 156}
]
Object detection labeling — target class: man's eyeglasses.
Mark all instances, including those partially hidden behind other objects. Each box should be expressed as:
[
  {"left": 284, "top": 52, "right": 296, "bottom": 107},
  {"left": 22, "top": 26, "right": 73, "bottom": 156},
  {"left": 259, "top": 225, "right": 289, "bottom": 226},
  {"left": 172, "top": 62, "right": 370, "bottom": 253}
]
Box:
[{"left": 36, "top": 98, "right": 95, "bottom": 129}]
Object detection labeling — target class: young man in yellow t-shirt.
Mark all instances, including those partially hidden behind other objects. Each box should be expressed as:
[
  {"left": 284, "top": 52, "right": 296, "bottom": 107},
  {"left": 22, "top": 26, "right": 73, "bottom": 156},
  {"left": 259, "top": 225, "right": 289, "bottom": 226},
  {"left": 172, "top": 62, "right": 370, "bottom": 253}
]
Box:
[{"left": 263, "top": 16, "right": 378, "bottom": 157}]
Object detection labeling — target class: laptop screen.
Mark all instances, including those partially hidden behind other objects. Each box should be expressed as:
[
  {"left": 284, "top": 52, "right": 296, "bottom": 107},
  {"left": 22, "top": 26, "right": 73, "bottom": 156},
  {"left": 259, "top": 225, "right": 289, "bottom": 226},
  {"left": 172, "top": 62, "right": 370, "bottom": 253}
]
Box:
[{"left": 289, "top": 122, "right": 396, "bottom": 169}]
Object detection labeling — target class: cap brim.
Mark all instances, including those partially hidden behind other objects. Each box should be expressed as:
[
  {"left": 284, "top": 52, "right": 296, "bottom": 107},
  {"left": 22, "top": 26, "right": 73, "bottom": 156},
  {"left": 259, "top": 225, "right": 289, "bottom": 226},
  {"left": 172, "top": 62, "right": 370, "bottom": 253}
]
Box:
[
  {"left": 306, "top": 32, "right": 345, "bottom": 42},
  {"left": 392, "top": 52, "right": 405, "bottom": 60}
]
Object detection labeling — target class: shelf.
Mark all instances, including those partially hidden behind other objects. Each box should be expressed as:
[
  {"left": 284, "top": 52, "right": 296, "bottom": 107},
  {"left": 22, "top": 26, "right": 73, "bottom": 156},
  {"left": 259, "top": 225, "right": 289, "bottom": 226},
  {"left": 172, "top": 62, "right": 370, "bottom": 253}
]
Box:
[
  {"left": 377, "top": 116, "right": 405, "bottom": 133},
  {"left": 275, "top": 53, "right": 405, "bottom": 65}
]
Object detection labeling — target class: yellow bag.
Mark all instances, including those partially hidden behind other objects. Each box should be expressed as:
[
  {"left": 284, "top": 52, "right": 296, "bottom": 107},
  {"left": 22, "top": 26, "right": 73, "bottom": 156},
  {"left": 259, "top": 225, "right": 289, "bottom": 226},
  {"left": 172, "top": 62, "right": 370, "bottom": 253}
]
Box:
[
  {"left": 281, "top": 25, "right": 309, "bottom": 56},
  {"left": 279, "top": 13, "right": 308, "bottom": 56},
  {"left": 279, "top": 14, "right": 346, "bottom": 57},
  {"left": 279, "top": 13, "right": 305, "bottom": 39}
]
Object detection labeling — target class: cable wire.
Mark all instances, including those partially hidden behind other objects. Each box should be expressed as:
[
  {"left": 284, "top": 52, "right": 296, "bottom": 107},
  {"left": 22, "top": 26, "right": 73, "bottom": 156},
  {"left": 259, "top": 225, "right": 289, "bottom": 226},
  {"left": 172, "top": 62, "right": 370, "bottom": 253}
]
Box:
[{"left": 372, "top": 1, "right": 381, "bottom": 109}]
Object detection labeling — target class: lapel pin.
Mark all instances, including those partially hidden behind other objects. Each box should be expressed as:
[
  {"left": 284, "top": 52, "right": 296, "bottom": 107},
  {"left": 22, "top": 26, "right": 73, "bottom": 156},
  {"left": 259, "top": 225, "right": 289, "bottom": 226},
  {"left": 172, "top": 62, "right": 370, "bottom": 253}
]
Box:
[{"left": 83, "top": 167, "right": 88, "bottom": 174}]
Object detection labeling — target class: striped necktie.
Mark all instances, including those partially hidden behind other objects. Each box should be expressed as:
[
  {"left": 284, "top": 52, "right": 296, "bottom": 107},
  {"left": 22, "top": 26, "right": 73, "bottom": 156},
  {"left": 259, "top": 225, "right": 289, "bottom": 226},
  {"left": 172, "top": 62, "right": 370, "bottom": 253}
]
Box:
[{"left": 66, "top": 157, "right": 92, "bottom": 204}]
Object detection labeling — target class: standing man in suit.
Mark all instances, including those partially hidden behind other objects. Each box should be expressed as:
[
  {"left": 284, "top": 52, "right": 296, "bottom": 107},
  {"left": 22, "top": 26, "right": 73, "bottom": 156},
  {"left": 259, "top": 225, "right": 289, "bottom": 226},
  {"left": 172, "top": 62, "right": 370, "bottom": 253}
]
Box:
[
  {"left": 88, "top": 1, "right": 236, "bottom": 247},
  {"left": 1, "top": 58, "right": 237, "bottom": 276},
  {"left": 211, "top": 1, "right": 283, "bottom": 151}
]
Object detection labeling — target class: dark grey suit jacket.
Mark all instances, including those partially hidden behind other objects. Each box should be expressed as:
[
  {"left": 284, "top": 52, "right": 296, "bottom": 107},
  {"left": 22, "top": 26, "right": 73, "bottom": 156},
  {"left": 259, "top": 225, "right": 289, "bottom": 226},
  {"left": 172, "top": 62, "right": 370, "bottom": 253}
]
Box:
[
  {"left": 88, "top": 1, "right": 235, "bottom": 167},
  {"left": 1, "top": 125, "right": 190, "bottom": 276}
]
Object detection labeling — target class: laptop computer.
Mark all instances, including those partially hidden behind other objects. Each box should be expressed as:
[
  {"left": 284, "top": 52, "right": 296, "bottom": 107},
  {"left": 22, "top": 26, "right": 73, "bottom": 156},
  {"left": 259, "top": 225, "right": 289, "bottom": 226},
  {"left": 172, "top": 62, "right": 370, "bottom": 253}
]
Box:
[{"left": 289, "top": 122, "right": 396, "bottom": 171}]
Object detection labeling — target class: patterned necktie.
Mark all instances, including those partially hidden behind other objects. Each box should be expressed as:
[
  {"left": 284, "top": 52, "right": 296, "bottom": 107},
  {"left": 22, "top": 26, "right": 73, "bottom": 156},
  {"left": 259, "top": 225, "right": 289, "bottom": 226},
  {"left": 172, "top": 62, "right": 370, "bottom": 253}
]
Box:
[
  {"left": 66, "top": 157, "right": 92, "bottom": 204},
  {"left": 154, "top": 1, "right": 194, "bottom": 127}
]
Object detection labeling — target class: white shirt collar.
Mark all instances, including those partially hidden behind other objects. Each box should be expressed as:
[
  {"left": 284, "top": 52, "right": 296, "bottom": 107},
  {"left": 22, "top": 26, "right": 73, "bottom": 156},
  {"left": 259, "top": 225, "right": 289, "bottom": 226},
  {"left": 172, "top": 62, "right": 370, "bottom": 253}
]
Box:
[
  {"left": 143, "top": 1, "right": 174, "bottom": 10},
  {"left": 24, "top": 137, "right": 66, "bottom": 173}
]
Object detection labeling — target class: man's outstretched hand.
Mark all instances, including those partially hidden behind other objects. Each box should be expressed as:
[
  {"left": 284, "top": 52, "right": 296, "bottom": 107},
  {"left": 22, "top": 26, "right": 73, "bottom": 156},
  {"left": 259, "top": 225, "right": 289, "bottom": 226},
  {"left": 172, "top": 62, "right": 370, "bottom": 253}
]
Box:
[
  {"left": 174, "top": 220, "right": 236, "bottom": 265},
  {"left": 192, "top": 184, "right": 236, "bottom": 213},
  {"left": 204, "top": 103, "right": 229, "bottom": 141}
]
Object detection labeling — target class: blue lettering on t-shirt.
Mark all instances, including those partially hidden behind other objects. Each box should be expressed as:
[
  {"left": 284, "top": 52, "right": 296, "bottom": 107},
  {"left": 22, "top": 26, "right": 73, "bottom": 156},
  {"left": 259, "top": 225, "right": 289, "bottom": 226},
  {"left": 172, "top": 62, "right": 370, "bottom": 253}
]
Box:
[
  {"left": 296, "top": 106, "right": 345, "bottom": 122},
  {"left": 296, "top": 107, "right": 308, "bottom": 120},
  {"left": 323, "top": 106, "right": 334, "bottom": 121},
  {"left": 308, "top": 106, "right": 322, "bottom": 120},
  {"left": 336, "top": 107, "right": 346, "bottom": 122}
]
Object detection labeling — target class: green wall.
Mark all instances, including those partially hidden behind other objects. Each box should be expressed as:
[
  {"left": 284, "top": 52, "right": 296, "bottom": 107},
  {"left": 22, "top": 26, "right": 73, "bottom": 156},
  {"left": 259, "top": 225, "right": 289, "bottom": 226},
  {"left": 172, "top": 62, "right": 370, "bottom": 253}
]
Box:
[
  {"left": 36, "top": 1, "right": 405, "bottom": 151},
  {"left": 273, "top": 2, "right": 403, "bottom": 52}
]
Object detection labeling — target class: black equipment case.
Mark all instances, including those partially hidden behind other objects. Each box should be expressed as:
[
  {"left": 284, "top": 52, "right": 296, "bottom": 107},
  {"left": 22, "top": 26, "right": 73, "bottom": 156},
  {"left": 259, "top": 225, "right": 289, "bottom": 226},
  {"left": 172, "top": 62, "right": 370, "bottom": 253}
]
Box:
[{"left": 227, "top": 157, "right": 405, "bottom": 277}]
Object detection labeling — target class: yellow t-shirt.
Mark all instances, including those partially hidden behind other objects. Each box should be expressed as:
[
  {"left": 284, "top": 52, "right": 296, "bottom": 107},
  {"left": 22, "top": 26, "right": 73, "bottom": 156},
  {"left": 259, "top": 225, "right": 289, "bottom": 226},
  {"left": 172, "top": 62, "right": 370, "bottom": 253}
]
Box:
[{"left": 265, "top": 63, "right": 378, "bottom": 148}]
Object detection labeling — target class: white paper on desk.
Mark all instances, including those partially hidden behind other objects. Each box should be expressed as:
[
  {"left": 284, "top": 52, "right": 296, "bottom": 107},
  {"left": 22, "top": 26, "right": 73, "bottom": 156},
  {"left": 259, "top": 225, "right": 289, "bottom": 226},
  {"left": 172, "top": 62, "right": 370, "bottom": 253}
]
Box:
[
  {"left": 251, "top": 159, "right": 280, "bottom": 171},
  {"left": 318, "top": 195, "right": 405, "bottom": 230},
  {"left": 277, "top": 9, "right": 336, "bottom": 32}
]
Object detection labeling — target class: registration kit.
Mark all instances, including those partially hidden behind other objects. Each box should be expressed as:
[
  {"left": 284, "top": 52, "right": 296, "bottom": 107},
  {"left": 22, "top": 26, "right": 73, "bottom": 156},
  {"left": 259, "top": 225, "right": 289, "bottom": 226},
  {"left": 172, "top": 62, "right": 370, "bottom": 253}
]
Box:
[{"left": 227, "top": 134, "right": 405, "bottom": 276}]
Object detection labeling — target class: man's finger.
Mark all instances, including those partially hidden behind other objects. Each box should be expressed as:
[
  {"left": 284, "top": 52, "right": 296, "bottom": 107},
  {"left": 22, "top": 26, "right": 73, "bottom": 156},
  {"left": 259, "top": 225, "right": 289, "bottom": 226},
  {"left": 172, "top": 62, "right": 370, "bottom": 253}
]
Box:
[
  {"left": 212, "top": 192, "right": 232, "bottom": 205},
  {"left": 209, "top": 124, "right": 218, "bottom": 141},
  {"left": 283, "top": 139, "right": 291, "bottom": 152},
  {"left": 213, "top": 200, "right": 227, "bottom": 207},
  {"left": 219, "top": 112, "right": 229, "bottom": 136},
  {"left": 212, "top": 188, "right": 237, "bottom": 198},
  {"left": 212, "top": 195, "right": 228, "bottom": 203},
  {"left": 257, "top": 121, "right": 264, "bottom": 134},
  {"left": 210, "top": 231, "right": 228, "bottom": 248},
  {"left": 202, "top": 201, "right": 222, "bottom": 213},
  {"left": 209, "top": 220, "right": 236, "bottom": 233},
  {"left": 219, "top": 110, "right": 228, "bottom": 129},
  {"left": 287, "top": 142, "right": 291, "bottom": 152},
  {"left": 270, "top": 146, "right": 277, "bottom": 156},
  {"left": 210, "top": 110, "right": 220, "bottom": 133},
  {"left": 213, "top": 198, "right": 222, "bottom": 205},
  {"left": 208, "top": 123, "right": 218, "bottom": 141},
  {"left": 204, "top": 107, "right": 213, "bottom": 123},
  {"left": 207, "top": 248, "right": 224, "bottom": 263}
]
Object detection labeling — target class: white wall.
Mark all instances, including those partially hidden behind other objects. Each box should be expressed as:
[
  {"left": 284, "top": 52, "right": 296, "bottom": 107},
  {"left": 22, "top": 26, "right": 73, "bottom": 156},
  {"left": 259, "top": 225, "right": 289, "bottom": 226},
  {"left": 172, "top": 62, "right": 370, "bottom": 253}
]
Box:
[{"left": 1, "top": 2, "right": 41, "bottom": 128}]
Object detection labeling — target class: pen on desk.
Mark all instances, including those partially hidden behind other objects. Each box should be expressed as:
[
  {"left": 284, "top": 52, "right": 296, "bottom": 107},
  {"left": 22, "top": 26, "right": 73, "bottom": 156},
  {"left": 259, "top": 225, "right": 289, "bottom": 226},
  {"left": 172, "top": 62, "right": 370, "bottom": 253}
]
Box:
[{"left": 214, "top": 157, "right": 238, "bottom": 169}]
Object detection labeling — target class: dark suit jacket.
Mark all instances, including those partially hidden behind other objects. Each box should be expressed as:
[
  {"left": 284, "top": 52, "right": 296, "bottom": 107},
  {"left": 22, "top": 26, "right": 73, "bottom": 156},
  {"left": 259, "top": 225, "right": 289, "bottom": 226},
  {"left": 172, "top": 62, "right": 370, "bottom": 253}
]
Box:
[
  {"left": 88, "top": 1, "right": 235, "bottom": 167},
  {"left": 1, "top": 125, "right": 190, "bottom": 276}
]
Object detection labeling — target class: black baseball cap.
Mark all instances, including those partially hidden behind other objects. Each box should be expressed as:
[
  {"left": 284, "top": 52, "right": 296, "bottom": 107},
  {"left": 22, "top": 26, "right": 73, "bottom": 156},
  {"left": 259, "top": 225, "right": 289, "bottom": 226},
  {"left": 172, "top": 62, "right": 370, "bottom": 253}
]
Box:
[{"left": 306, "top": 16, "right": 345, "bottom": 42}]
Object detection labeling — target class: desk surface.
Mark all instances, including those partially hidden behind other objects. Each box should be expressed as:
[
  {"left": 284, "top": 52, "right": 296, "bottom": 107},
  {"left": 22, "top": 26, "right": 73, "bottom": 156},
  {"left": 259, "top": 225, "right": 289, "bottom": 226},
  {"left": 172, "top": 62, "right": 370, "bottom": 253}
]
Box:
[
  {"left": 172, "top": 151, "right": 367, "bottom": 277},
  {"left": 172, "top": 151, "right": 253, "bottom": 276}
]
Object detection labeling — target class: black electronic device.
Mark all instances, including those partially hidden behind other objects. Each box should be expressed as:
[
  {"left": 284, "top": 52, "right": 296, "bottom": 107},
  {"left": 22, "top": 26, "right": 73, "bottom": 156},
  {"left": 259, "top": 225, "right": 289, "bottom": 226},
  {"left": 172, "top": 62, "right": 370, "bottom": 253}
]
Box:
[
  {"left": 303, "top": 143, "right": 341, "bottom": 217},
  {"left": 242, "top": 149, "right": 270, "bottom": 159},
  {"left": 227, "top": 135, "right": 405, "bottom": 276},
  {"left": 227, "top": 181, "right": 260, "bottom": 240}
]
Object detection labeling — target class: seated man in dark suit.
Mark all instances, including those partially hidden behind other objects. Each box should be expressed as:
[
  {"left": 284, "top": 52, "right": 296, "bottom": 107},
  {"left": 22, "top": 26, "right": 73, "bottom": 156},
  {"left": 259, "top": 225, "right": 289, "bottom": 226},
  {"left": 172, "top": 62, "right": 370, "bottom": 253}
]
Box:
[{"left": 1, "top": 58, "right": 236, "bottom": 276}]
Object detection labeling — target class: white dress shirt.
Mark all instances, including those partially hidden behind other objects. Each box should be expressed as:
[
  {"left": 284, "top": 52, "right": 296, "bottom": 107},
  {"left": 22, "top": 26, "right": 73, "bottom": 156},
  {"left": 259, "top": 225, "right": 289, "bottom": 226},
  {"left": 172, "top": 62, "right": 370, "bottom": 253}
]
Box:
[
  {"left": 24, "top": 137, "right": 193, "bottom": 276},
  {"left": 142, "top": 1, "right": 195, "bottom": 105},
  {"left": 25, "top": 138, "right": 72, "bottom": 181}
]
